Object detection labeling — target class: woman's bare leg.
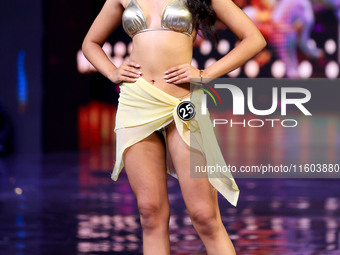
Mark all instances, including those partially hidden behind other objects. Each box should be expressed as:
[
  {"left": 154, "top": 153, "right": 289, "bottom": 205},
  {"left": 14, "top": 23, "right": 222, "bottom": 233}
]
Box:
[
  {"left": 123, "top": 131, "right": 170, "bottom": 255},
  {"left": 165, "top": 121, "right": 236, "bottom": 255}
]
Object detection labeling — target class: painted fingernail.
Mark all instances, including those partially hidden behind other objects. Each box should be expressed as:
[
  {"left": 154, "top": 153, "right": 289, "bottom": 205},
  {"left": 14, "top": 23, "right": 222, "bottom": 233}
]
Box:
[
  {"left": 136, "top": 64, "right": 140, "bottom": 67},
  {"left": 163, "top": 75, "right": 168, "bottom": 79},
  {"left": 164, "top": 70, "right": 168, "bottom": 74},
  {"left": 138, "top": 71, "right": 142, "bottom": 74},
  {"left": 166, "top": 79, "right": 170, "bottom": 82}
]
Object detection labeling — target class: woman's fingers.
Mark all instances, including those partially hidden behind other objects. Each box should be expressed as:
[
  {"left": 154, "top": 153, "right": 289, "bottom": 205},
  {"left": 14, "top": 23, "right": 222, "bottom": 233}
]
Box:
[
  {"left": 164, "top": 64, "right": 186, "bottom": 74},
  {"left": 123, "top": 66, "right": 142, "bottom": 77},
  {"left": 164, "top": 63, "right": 200, "bottom": 84},
  {"left": 170, "top": 77, "right": 189, "bottom": 84},
  {"left": 164, "top": 68, "right": 187, "bottom": 81},
  {"left": 117, "top": 72, "right": 139, "bottom": 82},
  {"left": 114, "top": 60, "right": 142, "bottom": 83},
  {"left": 121, "top": 68, "right": 140, "bottom": 78},
  {"left": 164, "top": 64, "right": 188, "bottom": 81},
  {"left": 109, "top": 60, "right": 142, "bottom": 84},
  {"left": 122, "top": 61, "right": 142, "bottom": 75},
  {"left": 126, "top": 60, "right": 141, "bottom": 68},
  {"left": 121, "top": 74, "right": 139, "bottom": 82},
  {"left": 165, "top": 73, "right": 189, "bottom": 83}
]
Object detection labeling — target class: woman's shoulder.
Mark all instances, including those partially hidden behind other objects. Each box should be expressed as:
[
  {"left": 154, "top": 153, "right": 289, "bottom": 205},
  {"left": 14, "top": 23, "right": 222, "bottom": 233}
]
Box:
[
  {"left": 119, "top": 0, "right": 131, "bottom": 9},
  {"left": 105, "top": 0, "right": 129, "bottom": 9}
]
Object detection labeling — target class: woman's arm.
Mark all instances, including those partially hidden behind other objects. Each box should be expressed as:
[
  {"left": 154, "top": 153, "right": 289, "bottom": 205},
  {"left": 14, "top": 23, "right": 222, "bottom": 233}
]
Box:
[
  {"left": 82, "top": 0, "right": 141, "bottom": 83},
  {"left": 164, "top": 0, "right": 266, "bottom": 84},
  {"left": 203, "top": 0, "right": 266, "bottom": 78}
]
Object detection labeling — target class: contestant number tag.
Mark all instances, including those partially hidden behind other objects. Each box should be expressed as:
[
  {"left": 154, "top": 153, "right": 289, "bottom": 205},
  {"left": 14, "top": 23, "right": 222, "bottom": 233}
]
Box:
[{"left": 177, "top": 101, "right": 195, "bottom": 121}]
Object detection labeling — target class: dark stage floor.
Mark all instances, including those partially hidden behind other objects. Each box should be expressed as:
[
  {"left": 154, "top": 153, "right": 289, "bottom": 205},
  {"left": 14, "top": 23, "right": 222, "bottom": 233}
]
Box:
[{"left": 1, "top": 146, "right": 340, "bottom": 255}]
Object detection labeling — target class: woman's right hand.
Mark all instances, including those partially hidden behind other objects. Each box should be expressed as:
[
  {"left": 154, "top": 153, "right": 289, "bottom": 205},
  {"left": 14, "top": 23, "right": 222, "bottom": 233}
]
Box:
[{"left": 109, "top": 60, "right": 142, "bottom": 84}]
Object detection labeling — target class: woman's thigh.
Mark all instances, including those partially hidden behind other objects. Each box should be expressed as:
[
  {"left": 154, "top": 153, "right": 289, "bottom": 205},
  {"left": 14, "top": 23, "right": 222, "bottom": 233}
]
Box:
[
  {"left": 165, "top": 122, "right": 220, "bottom": 218},
  {"left": 123, "top": 130, "right": 169, "bottom": 209}
]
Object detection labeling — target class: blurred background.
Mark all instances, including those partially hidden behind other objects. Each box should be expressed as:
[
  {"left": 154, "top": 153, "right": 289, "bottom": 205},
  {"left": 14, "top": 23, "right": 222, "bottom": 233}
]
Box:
[{"left": 0, "top": 0, "right": 340, "bottom": 254}]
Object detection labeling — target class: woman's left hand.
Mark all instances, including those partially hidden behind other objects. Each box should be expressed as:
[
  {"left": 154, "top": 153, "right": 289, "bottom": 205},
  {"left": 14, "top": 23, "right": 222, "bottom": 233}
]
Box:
[{"left": 163, "top": 64, "right": 201, "bottom": 84}]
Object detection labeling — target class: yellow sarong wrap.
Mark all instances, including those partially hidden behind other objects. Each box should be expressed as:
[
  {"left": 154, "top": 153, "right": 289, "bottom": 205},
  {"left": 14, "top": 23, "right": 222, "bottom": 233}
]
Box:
[{"left": 112, "top": 76, "right": 240, "bottom": 207}]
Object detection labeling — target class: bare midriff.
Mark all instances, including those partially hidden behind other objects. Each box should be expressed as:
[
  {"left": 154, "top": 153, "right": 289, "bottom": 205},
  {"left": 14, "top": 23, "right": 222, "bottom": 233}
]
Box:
[{"left": 129, "top": 30, "right": 194, "bottom": 99}]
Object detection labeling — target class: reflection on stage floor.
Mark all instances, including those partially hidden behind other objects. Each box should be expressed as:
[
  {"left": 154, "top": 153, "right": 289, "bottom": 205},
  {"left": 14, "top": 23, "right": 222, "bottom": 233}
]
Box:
[{"left": 1, "top": 148, "right": 340, "bottom": 255}]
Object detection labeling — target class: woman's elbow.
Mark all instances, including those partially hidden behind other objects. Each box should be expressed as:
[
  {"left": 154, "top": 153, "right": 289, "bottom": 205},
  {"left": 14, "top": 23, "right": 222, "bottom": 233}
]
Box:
[
  {"left": 82, "top": 38, "right": 96, "bottom": 58},
  {"left": 256, "top": 33, "right": 267, "bottom": 52},
  {"left": 243, "top": 30, "right": 267, "bottom": 54},
  {"left": 246, "top": 32, "right": 267, "bottom": 56},
  {"left": 82, "top": 38, "right": 90, "bottom": 55}
]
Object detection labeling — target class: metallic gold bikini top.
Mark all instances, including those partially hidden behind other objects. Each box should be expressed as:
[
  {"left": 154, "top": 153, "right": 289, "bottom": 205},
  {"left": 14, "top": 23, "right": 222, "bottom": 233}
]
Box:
[{"left": 122, "top": 0, "right": 194, "bottom": 39}]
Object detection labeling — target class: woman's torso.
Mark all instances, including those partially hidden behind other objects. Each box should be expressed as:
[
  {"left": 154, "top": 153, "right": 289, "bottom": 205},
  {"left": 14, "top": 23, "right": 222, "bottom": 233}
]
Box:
[{"left": 120, "top": 0, "right": 197, "bottom": 98}]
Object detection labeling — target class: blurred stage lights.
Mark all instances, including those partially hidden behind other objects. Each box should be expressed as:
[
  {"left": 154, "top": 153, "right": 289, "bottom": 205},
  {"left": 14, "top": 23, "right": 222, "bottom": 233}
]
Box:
[
  {"left": 17, "top": 50, "right": 28, "bottom": 106},
  {"left": 271, "top": 60, "right": 286, "bottom": 78},
  {"left": 199, "top": 39, "right": 212, "bottom": 55},
  {"left": 113, "top": 41, "right": 126, "bottom": 57},
  {"left": 307, "top": 39, "right": 317, "bottom": 49},
  {"left": 77, "top": 49, "right": 96, "bottom": 73},
  {"left": 102, "top": 42, "right": 113, "bottom": 56},
  {"left": 228, "top": 67, "right": 241, "bottom": 78},
  {"left": 325, "top": 61, "right": 339, "bottom": 79},
  {"left": 298, "top": 60, "right": 313, "bottom": 78},
  {"left": 15, "top": 187, "right": 23, "bottom": 195},
  {"left": 204, "top": 58, "right": 216, "bottom": 69},
  {"left": 217, "top": 39, "right": 230, "bottom": 55},
  {"left": 77, "top": 40, "right": 339, "bottom": 79},
  {"left": 111, "top": 56, "right": 124, "bottom": 68},
  {"left": 325, "top": 39, "right": 337, "bottom": 55},
  {"left": 128, "top": 42, "right": 133, "bottom": 54},
  {"left": 244, "top": 60, "right": 259, "bottom": 78},
  {"left": 191, "top": 58, "right": 198, "bottom": 69}
]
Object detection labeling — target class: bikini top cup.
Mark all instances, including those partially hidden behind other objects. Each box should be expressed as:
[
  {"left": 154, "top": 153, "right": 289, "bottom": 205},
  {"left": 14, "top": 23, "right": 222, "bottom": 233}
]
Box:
[{"left": 122, "top": 0, "right": 194, "bottom": 39}]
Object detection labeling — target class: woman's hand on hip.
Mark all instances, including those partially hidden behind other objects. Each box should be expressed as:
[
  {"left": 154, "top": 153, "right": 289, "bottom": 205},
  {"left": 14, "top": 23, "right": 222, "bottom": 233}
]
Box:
[
  {"left": 109, "top": 60, "right": 142, "bottom": 84},
  {"left": 164, "top": 64, "right": 200, "bottom": 84}
]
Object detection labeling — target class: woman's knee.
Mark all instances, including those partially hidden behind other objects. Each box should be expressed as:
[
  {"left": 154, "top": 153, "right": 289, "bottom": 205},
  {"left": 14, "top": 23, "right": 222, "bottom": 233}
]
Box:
[
  {"left": 138, "top": 200, "right": 170, "bottom": 232},
  {"left": 189, "top": 206, "right": 220, "bottom": 236}
]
